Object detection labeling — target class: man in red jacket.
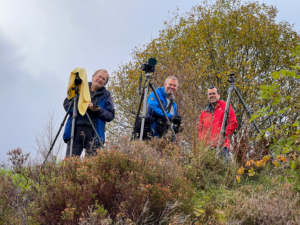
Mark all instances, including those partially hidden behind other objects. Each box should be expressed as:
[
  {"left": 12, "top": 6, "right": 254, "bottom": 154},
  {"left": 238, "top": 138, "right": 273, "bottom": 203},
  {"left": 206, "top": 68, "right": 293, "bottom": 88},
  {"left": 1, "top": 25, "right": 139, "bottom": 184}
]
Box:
[{"left": 198, "top": 86, "right": 238, "bottom": 159}]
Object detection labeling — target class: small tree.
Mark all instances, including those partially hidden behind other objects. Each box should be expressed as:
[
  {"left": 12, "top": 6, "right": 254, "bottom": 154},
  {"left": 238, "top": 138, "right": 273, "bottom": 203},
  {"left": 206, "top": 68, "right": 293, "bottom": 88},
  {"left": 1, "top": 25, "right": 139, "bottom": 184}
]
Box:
[
  {"left": 109, "top": 0, "right": 300, "bottom": 147},
  {"left": 33, "top": 109, "right": 64, "bottom": 164}
]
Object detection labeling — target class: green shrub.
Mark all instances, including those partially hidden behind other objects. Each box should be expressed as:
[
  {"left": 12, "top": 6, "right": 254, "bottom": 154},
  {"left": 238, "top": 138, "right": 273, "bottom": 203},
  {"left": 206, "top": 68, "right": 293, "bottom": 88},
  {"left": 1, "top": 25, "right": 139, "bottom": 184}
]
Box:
[{"left": 0, "top": 173, "right": 30, "bottom": 224}]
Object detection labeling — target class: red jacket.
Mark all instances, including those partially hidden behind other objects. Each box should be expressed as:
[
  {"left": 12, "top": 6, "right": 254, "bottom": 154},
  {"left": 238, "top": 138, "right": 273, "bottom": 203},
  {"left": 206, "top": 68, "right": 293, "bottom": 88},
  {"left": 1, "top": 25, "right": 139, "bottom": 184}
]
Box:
[{"left": 198, "top": 100, "right": 238, "bottom": 149}]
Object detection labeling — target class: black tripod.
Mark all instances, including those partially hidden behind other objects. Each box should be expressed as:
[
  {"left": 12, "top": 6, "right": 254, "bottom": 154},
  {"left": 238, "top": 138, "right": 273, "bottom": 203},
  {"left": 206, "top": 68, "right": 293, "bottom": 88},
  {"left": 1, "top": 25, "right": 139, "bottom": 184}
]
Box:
[
  {"left": 131, "top": 72, "right": 176, "bottom": 141},
  {"left": 216, "top": 73, "right": 260, "bottom": 154},
  {"left": 43, "top": 72, "right": 102, "bottom": 164}
]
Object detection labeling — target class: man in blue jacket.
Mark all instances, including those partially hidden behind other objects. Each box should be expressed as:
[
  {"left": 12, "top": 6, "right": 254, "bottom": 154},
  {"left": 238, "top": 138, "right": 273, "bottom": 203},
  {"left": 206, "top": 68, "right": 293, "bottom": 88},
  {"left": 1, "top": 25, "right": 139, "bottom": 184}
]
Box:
[
  {"left": 63, "top": 69, "right": 115, "bottom": 156},
  {"left": 147, "top": 76, "right": 182, "bottom": 139}
]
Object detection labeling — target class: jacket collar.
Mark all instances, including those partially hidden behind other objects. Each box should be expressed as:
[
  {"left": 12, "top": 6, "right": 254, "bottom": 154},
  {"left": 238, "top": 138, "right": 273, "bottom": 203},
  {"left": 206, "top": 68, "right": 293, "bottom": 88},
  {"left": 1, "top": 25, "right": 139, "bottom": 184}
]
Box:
[
  {"left": 88, "top": 82, "right": 106, "bottom": 95},
  {"left": 158, "top": 87, "right": 175, "bottom": 100},
  {"left": 204, "top": 100, "right": 221, "bottom": 112}
]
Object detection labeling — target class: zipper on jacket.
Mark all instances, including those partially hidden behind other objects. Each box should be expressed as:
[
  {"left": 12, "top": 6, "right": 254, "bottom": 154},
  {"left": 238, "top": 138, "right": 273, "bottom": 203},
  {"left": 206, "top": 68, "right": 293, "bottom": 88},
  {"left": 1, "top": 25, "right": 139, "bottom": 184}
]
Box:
[{"left": 208, "top": 107, "right": 215, "bottom": 147}]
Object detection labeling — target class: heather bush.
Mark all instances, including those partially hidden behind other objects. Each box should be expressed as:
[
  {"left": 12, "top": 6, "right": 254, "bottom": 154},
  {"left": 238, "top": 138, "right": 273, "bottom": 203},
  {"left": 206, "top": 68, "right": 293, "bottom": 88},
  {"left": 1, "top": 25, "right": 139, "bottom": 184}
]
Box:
[
  {"left": 227, "top": 179, "right": 300, "bottom": 224},
  {"left": 25, "top": 137, "right": 194, "bottom": 224},
  {"left": 2, "top": 124, "right": 300, "bottom": 224}
]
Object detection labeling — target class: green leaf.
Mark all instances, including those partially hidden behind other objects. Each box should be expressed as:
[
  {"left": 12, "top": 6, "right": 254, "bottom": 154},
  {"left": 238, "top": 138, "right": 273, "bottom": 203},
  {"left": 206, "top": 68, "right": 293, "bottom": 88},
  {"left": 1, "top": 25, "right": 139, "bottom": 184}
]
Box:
[
  {"left": 281, "top": 69, "right": 287, "bottom": 75},
  {"left": 291, "top": 170, "right": 299, "bottom": 178},
  {"left": 285, "top": 169, "right": 291, "bottom": 174},
  {"left": 272, "top": 72, "right": 280, "bottom": 79},
  {"left": 292, "top": 121, "right": 299, "bottom": 126},
  {"left": 291, "top": 160, "right": 296, "bottom": 170},
  {"left": 277, "top": 175, "right": 284, "bottom": 181},
  {"left": 282, "top": 147, "right": 290, "bottom": 154},
  {"left": 277, "top": 137, "right": 285, "bottom": 146}
]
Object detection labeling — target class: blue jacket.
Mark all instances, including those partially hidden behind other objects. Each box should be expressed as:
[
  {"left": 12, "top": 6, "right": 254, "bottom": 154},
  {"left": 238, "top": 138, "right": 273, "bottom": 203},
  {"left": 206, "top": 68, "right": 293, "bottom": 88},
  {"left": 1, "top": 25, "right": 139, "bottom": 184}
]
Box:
[
  {"left": 63, "top": 86, "right": 115, "bottom": 145},
  {"left": 146, "top": 87, "right": 178, "bottom": 138}
]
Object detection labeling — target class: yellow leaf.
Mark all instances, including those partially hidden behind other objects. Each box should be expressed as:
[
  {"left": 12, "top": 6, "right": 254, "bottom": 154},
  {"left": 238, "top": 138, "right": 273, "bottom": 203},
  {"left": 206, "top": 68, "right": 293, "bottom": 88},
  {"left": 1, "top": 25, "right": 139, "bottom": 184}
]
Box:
[
  {"left": 255, "top": 160, "right": 263, "bottom": 167},
  {"left": 248, "top": 168, "right": 255, "bottom": 176},
  {"left": 272, "top": 160, "right": 281, "bottom": 168},
  {"left": 236, "top": 175, "right": 241, "bottom": 183},
  {"left": 280, "top": 155, "right": 287, "bottom": 162},
  {"left": 245, "top": 161, "right": 251, "bottom": 167},
  {"left": 238, "top": 167, "right": 244, "bottom": 174},
  {"left": 263, "top": 155, "right": 270, "bottom": 162}
]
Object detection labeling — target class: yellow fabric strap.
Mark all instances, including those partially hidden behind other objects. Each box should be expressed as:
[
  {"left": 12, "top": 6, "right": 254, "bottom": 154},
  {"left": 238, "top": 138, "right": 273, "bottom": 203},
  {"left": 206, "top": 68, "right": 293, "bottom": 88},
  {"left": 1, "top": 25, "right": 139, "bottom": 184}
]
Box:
[{"left": 67, "top": 67, "right": 91, "bottom": 116}]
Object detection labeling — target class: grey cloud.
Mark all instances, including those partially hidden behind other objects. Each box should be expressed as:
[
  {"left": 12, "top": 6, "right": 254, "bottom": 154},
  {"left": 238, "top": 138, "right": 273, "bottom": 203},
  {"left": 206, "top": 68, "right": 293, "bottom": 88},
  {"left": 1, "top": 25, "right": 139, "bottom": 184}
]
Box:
[{"left": 0, "top": 33, "right": 66, "bottom": 162}]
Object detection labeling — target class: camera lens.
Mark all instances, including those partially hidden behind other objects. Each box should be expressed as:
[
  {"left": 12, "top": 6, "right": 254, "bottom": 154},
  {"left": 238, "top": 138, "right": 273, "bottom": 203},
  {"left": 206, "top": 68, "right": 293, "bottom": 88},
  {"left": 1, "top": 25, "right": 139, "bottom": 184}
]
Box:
[{"left": 148, "top": 58, "right": 157, "bottom": 66}]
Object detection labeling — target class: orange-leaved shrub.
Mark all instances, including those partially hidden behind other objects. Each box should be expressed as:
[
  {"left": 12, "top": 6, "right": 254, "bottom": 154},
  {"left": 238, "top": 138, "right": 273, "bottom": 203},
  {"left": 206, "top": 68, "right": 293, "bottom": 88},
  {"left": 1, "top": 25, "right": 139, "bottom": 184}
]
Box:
[{"left": 27, "top": 137, "right": 195, "bottom": 224}]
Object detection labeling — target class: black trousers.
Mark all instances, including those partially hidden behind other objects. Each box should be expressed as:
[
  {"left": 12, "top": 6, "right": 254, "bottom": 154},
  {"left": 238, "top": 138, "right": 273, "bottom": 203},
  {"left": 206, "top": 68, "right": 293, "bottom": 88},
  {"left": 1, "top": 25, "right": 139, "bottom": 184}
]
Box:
[{"left": 66, "top": 125, "right": 100, "bottom": 157}]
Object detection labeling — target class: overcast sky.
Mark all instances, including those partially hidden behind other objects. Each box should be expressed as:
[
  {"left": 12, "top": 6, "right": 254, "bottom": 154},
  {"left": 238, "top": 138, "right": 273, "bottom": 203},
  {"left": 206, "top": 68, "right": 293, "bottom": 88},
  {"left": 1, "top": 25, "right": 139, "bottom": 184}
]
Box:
[{"left": 0, "top": 0, "right": 299, "bottom": 162}]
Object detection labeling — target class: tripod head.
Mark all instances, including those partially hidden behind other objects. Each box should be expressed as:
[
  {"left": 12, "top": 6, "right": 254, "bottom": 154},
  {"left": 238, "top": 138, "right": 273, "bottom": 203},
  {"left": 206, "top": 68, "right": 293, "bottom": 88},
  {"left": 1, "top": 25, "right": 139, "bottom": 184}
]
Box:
[
  {"left": 73, "top": 72, "right": 82, "bottom": 95},
  {"left": 228, "top": 73, "right": 235, "bottom": 86},
  {"left": 74, "top": 72, "right": 82, "bottom": 85}
]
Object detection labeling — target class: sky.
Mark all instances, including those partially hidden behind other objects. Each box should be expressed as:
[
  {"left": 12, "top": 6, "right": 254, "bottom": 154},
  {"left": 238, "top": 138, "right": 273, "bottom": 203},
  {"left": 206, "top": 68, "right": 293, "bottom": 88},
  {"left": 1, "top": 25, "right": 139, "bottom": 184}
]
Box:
[{"left": 0, "top": 0, "right": 299, "bottom": 162}]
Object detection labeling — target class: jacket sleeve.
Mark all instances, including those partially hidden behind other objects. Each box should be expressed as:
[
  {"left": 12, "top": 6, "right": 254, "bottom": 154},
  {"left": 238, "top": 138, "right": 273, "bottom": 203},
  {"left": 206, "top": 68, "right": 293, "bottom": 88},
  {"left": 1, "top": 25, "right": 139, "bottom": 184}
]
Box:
[
  {"left": 147, "top": 93, "right": 173, "bottom": 120},
  {"left": 225, "top": 105, "right": 238, "bottom": 136},
  {"left": 96, "top": 93, "right": 115, "bottom": 122},
  {"left": 63, "top": 98, "right": 74, "bottom": 114}
]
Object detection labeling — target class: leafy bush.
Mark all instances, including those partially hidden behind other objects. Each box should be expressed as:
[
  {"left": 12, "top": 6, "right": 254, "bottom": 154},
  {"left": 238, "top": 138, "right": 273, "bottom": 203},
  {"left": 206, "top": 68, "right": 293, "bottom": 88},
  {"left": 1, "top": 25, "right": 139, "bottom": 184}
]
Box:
[
  {"left": 26, "top": 137, "right": 194, "bottom": 224},
  {"left": 183, "top": 141, "right": 239, "bottom": 190},
  {"left": 0, "top": 171, "right": 32, "bottom": 224}
]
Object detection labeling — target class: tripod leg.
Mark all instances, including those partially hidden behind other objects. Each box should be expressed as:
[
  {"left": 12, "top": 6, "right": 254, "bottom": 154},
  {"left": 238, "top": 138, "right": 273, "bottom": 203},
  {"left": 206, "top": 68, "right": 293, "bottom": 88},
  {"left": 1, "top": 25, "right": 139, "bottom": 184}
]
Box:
[
  {"left": 42, "top": 98, "right": 74, "bottom": 165},
  {"left": 130, "top": 86, "right": 145, "bottom": 141},
  {"left": 148, "top": 82, "right": 176, "bottom": 141},
  {"left": 234, "top": 88, "right": 260, "bottom": 133},
  {"left": 85, "top": 112, "right": 103, "bottom": 148},
  {"left": 139, "top": 85, "right": 149, "bottom": 141},
  {"left": 69, "top": 94, "right": 79, "bottom": 157},
  {"left": 216, "top": 86, "right": 234, "bottom": 155}
]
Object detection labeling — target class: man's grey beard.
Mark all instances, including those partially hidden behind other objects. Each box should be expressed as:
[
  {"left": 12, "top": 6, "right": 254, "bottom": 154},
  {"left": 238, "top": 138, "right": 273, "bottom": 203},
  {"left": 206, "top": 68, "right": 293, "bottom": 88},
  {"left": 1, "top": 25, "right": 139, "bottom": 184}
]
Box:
[{"left": 165, "top": 91, "right": 172, "bottom": 98}]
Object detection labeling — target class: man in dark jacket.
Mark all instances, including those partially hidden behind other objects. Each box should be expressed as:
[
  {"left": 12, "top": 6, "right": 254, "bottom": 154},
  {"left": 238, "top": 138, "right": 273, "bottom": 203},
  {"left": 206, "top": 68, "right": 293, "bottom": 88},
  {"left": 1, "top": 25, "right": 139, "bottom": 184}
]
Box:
[
  {"left": 198, "top": 86, "right": 238, "bottom": 159},
  {"left": 63, "top": 69, "right": 115, "bottom": 156},
  {"left": 146, "top": 76, "right": 182, "bottom": 139}
]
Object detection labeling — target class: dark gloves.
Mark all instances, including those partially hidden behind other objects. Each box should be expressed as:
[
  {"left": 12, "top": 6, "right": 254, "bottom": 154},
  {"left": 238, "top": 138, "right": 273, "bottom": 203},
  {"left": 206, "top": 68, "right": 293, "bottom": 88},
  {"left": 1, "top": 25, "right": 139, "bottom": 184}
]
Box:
[{"left": 172, "top": 116, "right": 182, "bottom": 125}]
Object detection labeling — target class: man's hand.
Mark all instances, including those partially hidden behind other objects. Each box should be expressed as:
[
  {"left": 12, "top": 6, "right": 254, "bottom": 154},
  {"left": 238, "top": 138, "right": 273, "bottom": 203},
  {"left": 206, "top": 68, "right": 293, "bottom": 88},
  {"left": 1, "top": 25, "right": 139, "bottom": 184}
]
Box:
[
  {"left": 172, "top": 116, "right": 182, "bottom": 125},
  {"left": 88, "top": 102, "right": 100, "bottom": 112}
]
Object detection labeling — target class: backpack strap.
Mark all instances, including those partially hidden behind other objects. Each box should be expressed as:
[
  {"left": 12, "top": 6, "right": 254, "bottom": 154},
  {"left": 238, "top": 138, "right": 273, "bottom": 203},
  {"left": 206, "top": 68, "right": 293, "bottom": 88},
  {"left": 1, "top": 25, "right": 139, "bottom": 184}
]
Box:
[{"left": 166, "top": 99, "right": 173, "bottom": 113}]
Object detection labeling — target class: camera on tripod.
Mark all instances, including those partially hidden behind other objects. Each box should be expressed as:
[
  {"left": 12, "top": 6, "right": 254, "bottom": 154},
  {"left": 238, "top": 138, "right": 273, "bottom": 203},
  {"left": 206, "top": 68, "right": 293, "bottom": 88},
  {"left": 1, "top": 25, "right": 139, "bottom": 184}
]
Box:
[{"left": 141, "top": 58, "right": 157, "bottom": 73}]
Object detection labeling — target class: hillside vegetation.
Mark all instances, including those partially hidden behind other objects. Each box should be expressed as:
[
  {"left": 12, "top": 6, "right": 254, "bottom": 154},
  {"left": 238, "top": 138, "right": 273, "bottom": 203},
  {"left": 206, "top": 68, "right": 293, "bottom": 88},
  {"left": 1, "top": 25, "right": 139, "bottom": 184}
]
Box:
[{"left": 1, "top": 0, "right": 300, "bottom": 224}]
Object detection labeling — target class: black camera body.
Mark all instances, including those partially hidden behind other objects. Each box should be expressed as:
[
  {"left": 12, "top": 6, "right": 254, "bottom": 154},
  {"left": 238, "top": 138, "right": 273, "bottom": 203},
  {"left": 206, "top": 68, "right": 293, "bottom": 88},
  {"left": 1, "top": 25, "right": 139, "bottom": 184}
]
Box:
[
  {"left": 172, "top": 116, "right": 182, "bottom": 125},
  {"left": 141, "top": 58, "right": 157, "bottom": 73},
  {"left": 172, "top": 116, "right": 182, "bottom": 134}
]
